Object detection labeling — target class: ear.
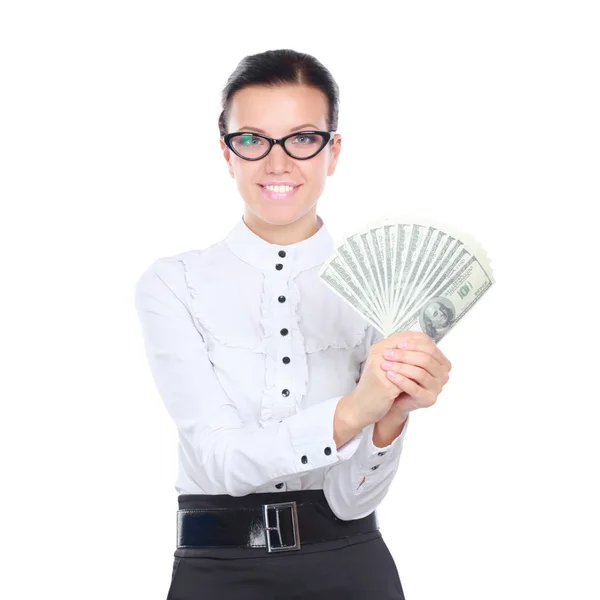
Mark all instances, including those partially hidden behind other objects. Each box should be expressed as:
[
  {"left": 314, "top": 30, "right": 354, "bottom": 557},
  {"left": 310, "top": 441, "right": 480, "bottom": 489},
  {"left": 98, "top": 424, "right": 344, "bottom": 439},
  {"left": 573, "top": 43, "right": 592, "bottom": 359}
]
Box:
[
  {"left": 327, "top": 134, "right": 342, "bottom": 176},
  {"left": 220, "top": 139, "right": 235, "bottom": 178}
]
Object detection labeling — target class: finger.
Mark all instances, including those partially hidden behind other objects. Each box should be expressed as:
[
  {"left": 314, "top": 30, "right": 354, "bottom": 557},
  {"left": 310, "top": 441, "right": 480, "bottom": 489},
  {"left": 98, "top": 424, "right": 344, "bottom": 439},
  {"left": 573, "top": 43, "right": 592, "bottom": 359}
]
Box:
[
  {"left": 386, "top": 370, "right": 435, "bottom": 404},
  {"left": 382, "top": 331, "right": 423, "bottom": 349},
  {"left": 385, "top": 361, "right": 440, "bottom": 393},
  {"left": 383, "top": 349, "right": 446, "bottom": 379},
  {"left": 395, "top": 335, "right": 451, "bottom": 370},
  {"left": 388, "top": 331, "right": 423, "bottom": 345}
]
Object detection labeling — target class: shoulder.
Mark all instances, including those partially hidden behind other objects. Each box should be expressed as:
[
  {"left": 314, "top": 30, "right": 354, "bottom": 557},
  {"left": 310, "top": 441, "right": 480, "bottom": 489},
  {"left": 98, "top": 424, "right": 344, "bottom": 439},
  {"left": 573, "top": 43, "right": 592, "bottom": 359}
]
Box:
[{"left": 133, "top": 240, "right": 225, "bottom": 304}]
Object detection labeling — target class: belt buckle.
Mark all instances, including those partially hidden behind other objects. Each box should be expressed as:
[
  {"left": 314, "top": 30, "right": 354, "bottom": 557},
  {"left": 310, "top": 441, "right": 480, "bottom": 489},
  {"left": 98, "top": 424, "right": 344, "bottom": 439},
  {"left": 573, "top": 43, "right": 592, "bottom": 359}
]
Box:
[{"left": 262, "top": 501, "right": 301, "bottom": 553}]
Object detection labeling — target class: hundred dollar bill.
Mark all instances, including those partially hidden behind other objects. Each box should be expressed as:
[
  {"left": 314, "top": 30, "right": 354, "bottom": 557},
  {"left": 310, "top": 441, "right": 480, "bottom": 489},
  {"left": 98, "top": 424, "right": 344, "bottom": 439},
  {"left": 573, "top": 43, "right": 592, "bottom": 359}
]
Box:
[
  {"left": 372, "top": 214, "right": 494, "bottom": 278},
  {"left": 400, "top": 237, "right": 468, "bottom": 323},
  {"left": 396, "top": 225, "right": 437, "bottom": 317},
  {"left": 321, "top": 215, "right": 495, "bottom": 343},
  {"left": 333, "top": 230, "right": 387, "bottom": 322},
  {"left": 318, "top": 253, "right": 385, "bottom": 332},
  {"left": 404, "top": 232, "right": 459, "bottom": 314},
  {"left": 392, "top": 254, "right": 493, "bottom": 342},
  {"left": 353, "top": 227, "right": 389, "bottom": 319},
  {"left": 387, "top": 223, "right": 408, "bottom": 315}
]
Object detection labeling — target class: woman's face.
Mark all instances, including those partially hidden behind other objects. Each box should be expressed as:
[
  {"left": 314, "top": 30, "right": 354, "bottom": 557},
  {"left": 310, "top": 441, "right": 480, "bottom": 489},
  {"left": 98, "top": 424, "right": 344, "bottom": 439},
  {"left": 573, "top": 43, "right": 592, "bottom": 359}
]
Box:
[{"left": 220, "top": 84, "right": 341, "bottom": 229}]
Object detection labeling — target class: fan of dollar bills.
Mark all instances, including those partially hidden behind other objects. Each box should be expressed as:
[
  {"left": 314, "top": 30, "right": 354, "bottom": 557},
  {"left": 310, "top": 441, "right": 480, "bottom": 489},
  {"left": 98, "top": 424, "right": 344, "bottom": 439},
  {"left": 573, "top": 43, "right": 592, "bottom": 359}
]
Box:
[{"left": 318, "top": 215, "right": 495, "bottom": 343}]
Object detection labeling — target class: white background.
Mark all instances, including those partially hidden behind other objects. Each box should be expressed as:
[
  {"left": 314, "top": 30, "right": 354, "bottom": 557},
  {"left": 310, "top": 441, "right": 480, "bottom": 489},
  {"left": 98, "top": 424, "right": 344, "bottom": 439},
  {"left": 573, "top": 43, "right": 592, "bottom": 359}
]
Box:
[{"left": 1, "top": 1, "right": 598, "bottom": 599}]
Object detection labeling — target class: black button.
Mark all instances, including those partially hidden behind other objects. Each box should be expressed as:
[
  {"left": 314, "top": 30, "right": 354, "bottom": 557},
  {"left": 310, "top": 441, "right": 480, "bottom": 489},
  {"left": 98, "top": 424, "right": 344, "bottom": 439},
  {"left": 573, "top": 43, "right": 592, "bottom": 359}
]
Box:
[
  {"left": 282, "top": 356, "right": 290, "bottom": 364},
  {"left": 377, "top": 451, "right": 387, "bottom": 456},
  {"left": 275, "top": 483, "right": 284, "bottom": 489},
  {"left": 301, "top": 455, "right": 308, "bottom": 464},
  {"left": 278, "top": 295, "right": 286, "bottom": 303},
  {"left": 275, "top": 263, "right": 283, "bottom": 270},
  {"left": 280, "top": 328, "right": 288, "bottom": 336},
  {"left": 324, "top": 447, "right": 332, "bottom": 456},
  {"left": 278, "top": 250, "right": 286, "bottom": 257},
  {"left": 282, "top": 389, "right": 290, "bottom": 397},
  {"left": 371, "top": 465, "right": 380, "bottom": 470}
]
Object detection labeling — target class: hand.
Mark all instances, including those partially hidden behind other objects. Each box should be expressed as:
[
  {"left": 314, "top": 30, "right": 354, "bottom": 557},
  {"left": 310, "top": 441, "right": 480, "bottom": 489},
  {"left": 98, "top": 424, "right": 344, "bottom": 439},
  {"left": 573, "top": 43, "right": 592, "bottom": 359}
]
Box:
[
  {"left": 379, "top": 331, "right": 452, "bottom": 419},
  {"left": 349, "top": 335, "right": 414, "bottom": 429}
]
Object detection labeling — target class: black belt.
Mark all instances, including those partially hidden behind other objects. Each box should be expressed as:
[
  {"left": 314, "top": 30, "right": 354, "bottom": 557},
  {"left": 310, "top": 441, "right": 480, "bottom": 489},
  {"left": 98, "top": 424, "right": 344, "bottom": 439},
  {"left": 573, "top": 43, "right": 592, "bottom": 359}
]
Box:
[{"left": 176, "top": 493, "right": 380, "bottom": 553}]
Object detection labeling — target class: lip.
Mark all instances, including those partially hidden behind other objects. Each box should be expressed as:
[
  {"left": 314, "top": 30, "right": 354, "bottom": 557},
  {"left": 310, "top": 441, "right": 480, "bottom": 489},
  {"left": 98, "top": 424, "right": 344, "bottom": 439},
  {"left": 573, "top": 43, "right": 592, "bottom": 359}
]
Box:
[
  {"left": 258, "top": 183, "right": 302, "bottom": 201},
  {"left": 259, "top": 182, "right": 301, "bottom": 187}
]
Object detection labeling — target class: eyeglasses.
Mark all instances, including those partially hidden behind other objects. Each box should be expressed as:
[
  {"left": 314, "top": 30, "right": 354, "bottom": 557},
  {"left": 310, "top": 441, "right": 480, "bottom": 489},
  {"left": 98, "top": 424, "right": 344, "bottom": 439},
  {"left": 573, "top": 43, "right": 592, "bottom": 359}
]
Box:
[{"left": 222, "top": 130, "right": 336, "bottom": 161}]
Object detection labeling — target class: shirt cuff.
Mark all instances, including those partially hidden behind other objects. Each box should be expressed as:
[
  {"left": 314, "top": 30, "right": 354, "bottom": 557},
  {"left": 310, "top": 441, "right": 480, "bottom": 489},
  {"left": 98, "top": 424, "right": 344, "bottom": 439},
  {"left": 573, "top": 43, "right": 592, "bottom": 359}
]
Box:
[
  {"left": 361, "top": 414, "right": 410, "bottom": 460},
  {"left": 284, "top": 396, "right": 364, "bottom": 473}
]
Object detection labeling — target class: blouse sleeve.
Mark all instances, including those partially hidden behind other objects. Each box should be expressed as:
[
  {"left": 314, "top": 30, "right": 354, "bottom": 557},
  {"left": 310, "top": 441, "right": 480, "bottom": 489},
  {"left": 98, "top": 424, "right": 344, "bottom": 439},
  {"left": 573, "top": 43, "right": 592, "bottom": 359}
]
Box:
[
  {"left": 322, "top": 327, "right": 410, "bottom": 521},
  {"left": 133, "top": 260, "right": 364, "bottom": 497}
]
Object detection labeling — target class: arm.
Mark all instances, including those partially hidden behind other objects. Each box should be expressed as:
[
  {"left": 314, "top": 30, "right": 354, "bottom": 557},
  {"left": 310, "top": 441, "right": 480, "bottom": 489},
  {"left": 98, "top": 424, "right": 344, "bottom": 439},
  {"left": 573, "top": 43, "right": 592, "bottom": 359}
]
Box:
[
  {"left": 373, "top": 412, "right": 409, "bottom": 447},
  {"left": 322, "top": 329, "right": 410, "bottom": 521},
  {"left": 133, "top": 260, "right": 365, "bottom": 497}
]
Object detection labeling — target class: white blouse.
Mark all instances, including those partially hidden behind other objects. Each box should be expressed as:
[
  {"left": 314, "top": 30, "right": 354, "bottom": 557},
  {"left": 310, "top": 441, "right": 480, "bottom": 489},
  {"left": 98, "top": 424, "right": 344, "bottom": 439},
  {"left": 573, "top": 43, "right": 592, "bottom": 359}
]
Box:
[{"left": 133, "top": 214, "right": 409, "bottom": 521}]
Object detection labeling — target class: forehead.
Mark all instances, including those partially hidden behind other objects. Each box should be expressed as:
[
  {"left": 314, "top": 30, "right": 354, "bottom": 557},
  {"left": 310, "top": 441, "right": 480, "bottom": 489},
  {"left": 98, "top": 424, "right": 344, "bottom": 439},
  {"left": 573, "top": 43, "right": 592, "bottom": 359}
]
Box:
[{"left": 228, "top": 85, "right": 328, "bottom": 134}]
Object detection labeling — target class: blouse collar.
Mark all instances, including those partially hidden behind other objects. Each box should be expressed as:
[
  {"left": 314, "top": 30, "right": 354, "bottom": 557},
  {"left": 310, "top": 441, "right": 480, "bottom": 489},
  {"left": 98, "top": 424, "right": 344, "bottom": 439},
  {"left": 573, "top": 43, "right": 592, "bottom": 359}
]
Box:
[{"left": 224, "top": 214, "right": 334, "bottom": 276}]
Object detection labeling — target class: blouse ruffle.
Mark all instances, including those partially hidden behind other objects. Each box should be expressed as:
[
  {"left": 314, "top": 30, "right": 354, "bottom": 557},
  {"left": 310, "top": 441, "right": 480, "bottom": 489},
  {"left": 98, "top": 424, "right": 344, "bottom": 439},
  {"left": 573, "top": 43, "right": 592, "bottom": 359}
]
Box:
[{"left": 177, "top": 252, "right": 370, "bottom": 428}]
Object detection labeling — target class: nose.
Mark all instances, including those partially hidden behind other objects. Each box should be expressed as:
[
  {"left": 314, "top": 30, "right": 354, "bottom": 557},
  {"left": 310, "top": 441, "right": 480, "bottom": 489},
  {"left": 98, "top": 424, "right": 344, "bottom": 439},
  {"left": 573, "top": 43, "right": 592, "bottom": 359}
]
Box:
[{"left": 265, "top": 142, "right": 294, "bottom": 171}]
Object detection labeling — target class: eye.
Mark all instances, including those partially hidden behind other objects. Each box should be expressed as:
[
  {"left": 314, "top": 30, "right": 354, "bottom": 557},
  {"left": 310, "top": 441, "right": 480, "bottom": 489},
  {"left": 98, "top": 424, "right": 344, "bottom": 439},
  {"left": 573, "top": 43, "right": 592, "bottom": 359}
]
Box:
[
  {"left": 291, "top": 134, "right": 318, "bottom": 144},
  {"left": 240, "top": 134, "right": 265, "bottom": 146}
]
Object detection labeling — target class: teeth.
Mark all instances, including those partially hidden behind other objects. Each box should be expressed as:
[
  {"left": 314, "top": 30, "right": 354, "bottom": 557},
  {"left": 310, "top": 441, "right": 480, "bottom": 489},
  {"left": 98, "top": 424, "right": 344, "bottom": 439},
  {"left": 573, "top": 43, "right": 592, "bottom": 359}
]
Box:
[{"left": 264, "top": 185, "right": 295, "bottom": 193}]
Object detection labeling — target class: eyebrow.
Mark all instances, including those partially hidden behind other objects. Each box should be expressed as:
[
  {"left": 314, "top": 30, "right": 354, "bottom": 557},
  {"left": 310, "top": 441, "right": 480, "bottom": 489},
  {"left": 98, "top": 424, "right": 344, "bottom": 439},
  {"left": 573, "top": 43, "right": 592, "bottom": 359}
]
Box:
[{"left": 237, "top": 123, "right": 320, "bottom": 134}]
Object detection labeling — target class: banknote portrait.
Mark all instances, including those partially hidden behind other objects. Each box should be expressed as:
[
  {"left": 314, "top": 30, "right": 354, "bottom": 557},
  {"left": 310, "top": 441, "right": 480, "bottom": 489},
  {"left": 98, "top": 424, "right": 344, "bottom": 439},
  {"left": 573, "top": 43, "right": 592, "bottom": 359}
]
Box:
[{"left": 420, "top": 297, "right": 456, "bottom": 343}]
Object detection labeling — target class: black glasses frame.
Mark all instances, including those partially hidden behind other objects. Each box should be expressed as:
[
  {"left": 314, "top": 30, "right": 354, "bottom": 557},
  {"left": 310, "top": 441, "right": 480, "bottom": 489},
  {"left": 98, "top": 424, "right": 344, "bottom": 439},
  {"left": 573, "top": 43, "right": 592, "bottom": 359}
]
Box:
[{"left": 222, "top": 130, "right": 337, "bottom": 161}]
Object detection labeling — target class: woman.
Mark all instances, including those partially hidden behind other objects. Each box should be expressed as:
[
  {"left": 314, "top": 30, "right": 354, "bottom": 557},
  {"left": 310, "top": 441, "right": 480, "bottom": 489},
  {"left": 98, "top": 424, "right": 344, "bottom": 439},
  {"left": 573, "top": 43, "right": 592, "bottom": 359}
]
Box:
[{"left": 134, "top": 48, "right": 452, "bottom": 600}]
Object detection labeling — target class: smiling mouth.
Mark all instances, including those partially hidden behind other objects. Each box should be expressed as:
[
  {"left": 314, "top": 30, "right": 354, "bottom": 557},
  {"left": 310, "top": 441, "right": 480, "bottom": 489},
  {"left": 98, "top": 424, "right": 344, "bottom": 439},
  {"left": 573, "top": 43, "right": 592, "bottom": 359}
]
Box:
[
  {"left": 258, "top": 184, "right": 301, "bottom": 189},
  {"left": 258, "top": 184, "right": 302, "bottom": 200}
]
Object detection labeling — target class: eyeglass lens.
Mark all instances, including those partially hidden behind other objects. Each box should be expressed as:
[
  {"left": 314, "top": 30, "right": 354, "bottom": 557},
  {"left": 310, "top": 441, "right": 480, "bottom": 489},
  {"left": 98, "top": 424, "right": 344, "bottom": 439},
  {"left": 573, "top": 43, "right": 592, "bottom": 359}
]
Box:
[{"left": 230, "top": 132, "right": 327, "bottom": 159}]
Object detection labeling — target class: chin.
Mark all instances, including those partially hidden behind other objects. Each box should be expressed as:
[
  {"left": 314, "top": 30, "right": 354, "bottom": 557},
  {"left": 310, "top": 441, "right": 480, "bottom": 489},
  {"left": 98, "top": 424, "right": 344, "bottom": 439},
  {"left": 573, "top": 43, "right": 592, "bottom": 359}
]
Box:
[{"left": 250, "top": 205, "right": 306, "bottom": 226}]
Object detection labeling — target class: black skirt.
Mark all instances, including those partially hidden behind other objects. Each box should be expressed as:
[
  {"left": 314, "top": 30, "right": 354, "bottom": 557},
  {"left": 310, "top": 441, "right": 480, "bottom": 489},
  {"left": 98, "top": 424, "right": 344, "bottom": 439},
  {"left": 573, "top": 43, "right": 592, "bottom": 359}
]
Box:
[{"left": 166, "top": 489, "right": 406, "bottom": 600}]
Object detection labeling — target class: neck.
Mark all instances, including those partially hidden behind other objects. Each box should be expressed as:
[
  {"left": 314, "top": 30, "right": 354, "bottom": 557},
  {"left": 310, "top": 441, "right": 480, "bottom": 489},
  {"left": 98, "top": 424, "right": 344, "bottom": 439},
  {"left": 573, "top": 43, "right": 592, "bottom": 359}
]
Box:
[{"left": 243, "top": 209, "right": 320, "bottom": 246}]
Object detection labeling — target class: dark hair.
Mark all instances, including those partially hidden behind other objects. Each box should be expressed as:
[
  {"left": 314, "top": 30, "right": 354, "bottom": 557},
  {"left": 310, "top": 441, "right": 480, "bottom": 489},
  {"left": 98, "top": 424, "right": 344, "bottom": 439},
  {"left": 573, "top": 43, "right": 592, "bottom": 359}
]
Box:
[{"left": 218, "top": 49, "right": 340, "bottom": 137}]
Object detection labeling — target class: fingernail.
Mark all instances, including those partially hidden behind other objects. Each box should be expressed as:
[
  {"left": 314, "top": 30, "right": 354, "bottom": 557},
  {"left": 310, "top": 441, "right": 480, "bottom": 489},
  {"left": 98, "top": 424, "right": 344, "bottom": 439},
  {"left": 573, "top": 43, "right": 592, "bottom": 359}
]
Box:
[
  {"left": 381, "top": 361, "right": 393, "bottom": 369},
  {"left": 383, "top": 349, "right": 395, "bottom": 359}
]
